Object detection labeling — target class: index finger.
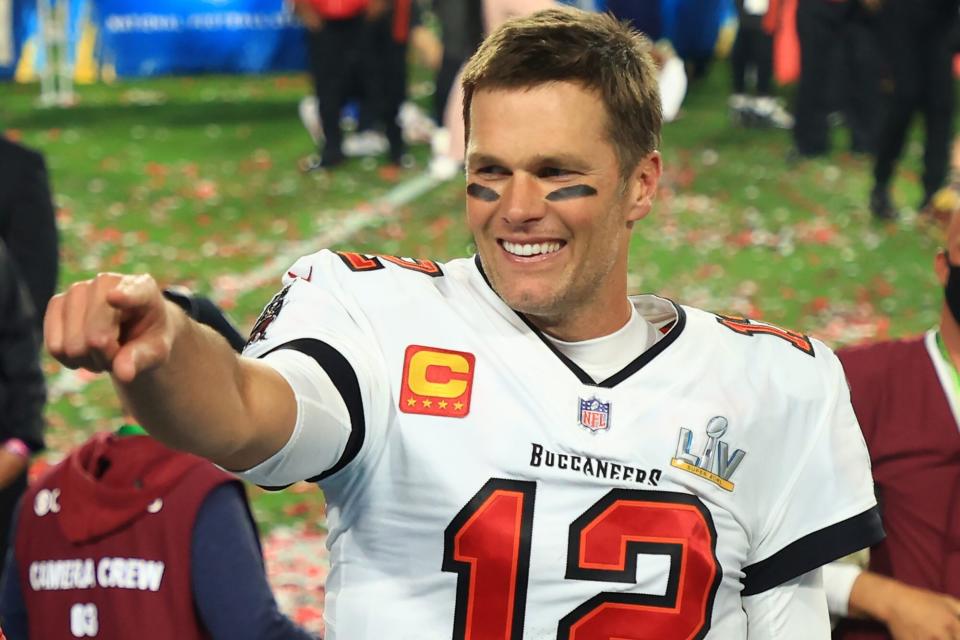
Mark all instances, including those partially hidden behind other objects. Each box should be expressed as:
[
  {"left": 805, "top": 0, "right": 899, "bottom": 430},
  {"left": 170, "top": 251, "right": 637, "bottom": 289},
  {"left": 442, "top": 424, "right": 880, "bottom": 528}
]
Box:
[{"left": 84, "top": 275, "right": 125, "bottom": 359}]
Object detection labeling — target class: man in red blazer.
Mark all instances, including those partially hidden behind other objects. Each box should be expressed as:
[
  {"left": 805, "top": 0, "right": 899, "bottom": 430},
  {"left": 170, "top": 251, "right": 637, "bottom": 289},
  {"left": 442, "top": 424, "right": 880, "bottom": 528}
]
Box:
[{"left": 829, "top": 213, "right": 960, "bottom": 639}]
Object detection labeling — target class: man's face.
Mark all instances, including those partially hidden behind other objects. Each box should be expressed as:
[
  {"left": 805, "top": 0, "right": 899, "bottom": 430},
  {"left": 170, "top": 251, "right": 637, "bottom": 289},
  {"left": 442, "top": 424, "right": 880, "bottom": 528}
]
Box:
[{"left": 465, "top": 82, "right": 660, "bottom": 337}]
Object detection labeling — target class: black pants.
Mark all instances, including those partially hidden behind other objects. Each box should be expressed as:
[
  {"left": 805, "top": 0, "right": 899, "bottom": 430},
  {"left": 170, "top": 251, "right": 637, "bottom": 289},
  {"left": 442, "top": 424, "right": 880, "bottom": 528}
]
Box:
[
  {"left": 434, "top": 53, "right": 465, "bottom": 124},
  {"left": 794, "top": 1, "right": 879, "bottom": 155},
  {"left": 731, "top": 14, "right": 773, "bottom": 95},
  {"left": 872, "top": 2, "right": 957, "bottom": 202},
  {"left": 0, "top": 471, "right": 27, "bottom": 578},
  {"left": 359, "top": 13, "right": 408, "bottom": 163},
  {"left": 306, "top": 17, "right": 366, "bottom": 163}
]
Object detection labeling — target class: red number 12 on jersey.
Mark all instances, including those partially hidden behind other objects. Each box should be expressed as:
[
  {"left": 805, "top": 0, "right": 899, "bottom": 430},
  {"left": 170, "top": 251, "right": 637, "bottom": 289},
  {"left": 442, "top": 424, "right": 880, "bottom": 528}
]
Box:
[{"left": 443, "top": 479, "right": 721, "bottom": 640}]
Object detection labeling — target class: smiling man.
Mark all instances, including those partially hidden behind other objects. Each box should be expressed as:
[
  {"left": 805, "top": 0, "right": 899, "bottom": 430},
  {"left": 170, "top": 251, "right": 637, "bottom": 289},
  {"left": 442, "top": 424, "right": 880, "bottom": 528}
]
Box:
[{"left": 43, "top": 9, "right": 882, "bottom": 639}]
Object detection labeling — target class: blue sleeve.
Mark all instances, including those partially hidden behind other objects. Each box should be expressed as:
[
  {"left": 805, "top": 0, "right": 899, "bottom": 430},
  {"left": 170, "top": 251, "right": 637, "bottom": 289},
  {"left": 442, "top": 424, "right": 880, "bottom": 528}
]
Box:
[
  {"left": 0, "top": 506, "right": 28, "bottom": 639},
  {"left": 191, "top": 483, "right": 318, "bottom": 640}
]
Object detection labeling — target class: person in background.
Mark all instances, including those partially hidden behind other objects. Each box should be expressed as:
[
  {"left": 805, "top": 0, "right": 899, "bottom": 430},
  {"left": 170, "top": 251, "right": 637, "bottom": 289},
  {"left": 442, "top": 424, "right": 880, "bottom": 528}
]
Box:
[
  {"left": 824, "top": 212, "right": 960, "bottom": 639},
  {"left": 868, "top": 0, "right": 959, "bottom": 220},
  {"left": 295, "top": 0, "right": 370, "bottom": 170},
  {"left": 729, "top": 0, "right": 793, "bottom": 129},
  {"left": 431, "top": 0, "right": 484, "bottom": 127},
  {"left": 428, "top": 0, "right": 486, "bottom": 179},
  {"left": 0, "top": 240, "right": 45, "bottom": 580},
  {"left": 431, "top": 0, "right": 558, "bottom": 179},
  {"left": 359, "top": 0, "right": 420, "bottom": 168},
  {"left": 0, "top": 290, "right": 317, "bottom": 640},
  {"left": 297, "top": 3, "right": 440, "bottom": 163},
  {"left": 791, "top": 0, "right": 879, "bottom": 161},
  {"left": 0, "top": 136, "right": 58, "bottom": 329}
]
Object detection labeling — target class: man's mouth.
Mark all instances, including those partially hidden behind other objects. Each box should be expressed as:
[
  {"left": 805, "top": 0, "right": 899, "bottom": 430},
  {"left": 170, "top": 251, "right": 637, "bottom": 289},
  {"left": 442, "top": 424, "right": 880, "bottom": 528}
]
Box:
[{"left": 500, "top": 240, "right": 565, "bottom": 257}]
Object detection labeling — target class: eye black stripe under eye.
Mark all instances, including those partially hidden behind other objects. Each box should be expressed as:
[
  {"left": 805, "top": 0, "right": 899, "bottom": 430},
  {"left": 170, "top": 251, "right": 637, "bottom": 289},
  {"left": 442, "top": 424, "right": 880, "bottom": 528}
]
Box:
[
  {"left": 545, "top": 185, "right": 598, "bottom": 201},
  {"left": 467, "top": 183, "right": 501, "bottom": 202}
]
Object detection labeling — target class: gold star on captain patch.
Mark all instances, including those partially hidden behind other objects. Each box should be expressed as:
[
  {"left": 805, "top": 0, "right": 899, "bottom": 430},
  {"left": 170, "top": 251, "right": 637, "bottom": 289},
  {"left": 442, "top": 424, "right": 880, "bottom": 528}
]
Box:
[
  {"left": 423, "top": 399, "right": 433, "bottom": 408},
  {"left": 454, "top": 401, "right": 464, "bottom": 411},
  {"left": 406, "top": 398, "right": 417, "bottom": 407},
  {"left": 438, "top": 400, "right": 448, "bottom": 409}
]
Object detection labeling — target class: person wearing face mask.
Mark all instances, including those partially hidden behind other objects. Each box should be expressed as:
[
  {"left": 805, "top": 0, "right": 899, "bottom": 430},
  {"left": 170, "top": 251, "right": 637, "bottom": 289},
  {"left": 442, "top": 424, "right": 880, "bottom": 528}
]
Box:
[{"left": 824, "top": 221, "right": 960, "bottom": 639}]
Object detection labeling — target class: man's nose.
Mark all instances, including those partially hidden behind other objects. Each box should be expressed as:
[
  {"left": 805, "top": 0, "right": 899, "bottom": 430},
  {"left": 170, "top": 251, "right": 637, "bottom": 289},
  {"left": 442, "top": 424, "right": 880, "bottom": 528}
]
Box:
[{"left": 500, "top": 173, "right": 546, "bottom": 224}]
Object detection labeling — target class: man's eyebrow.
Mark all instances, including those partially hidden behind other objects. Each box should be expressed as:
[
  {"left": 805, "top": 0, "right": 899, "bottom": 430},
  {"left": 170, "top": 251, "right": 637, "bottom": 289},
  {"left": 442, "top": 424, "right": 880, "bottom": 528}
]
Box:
[
  {"left": 528, "top": 154, "right": 591, "bottom": 171},
  {"left": 466, "top": 153, "right": 507, "bottom": 168},
  {"left": 467, "top": 153, "right": 592, "bottom": 172}
]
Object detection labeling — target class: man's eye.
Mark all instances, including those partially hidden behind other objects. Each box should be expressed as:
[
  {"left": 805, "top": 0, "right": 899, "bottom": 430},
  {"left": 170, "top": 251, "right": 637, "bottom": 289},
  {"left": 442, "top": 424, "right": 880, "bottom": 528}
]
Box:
[
  {"left": 477, "top": 166, "right": 510, "bottom": 177},
  {"left": 537, "top": 167, "right": 573, "bottom": 178}
]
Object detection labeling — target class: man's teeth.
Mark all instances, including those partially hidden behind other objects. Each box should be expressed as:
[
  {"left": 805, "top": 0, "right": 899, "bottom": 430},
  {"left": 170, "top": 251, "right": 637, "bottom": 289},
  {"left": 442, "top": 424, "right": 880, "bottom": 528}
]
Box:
[{"left": 502, "top": 241, "right": 562, "bottom": 257}]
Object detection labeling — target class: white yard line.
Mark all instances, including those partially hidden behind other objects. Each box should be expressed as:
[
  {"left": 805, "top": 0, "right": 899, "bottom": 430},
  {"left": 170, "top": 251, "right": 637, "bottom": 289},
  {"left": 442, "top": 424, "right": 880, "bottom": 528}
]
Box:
[
  {"left": 209, "top": 171, "right": 441, "bottom": 302},
  {"left": 48, "top": 171, "right": 444, "bottom": 401}
]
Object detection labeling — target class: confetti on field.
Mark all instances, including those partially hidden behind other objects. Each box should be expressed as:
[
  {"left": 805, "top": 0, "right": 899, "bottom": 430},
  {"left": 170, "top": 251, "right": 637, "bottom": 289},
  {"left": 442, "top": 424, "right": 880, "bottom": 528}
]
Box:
[
  {"left": 263, "top": 524, "right": 329, "bottom": 636},
  {"left": 14, "top": 69, "right": 943, "bottom": 572}
]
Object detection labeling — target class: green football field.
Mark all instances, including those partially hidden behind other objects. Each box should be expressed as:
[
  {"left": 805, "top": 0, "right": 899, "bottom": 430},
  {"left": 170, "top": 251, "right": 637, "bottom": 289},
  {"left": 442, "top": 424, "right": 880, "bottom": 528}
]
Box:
[{"left": 0, "top": 65, "right": 946, "bottom": 530}]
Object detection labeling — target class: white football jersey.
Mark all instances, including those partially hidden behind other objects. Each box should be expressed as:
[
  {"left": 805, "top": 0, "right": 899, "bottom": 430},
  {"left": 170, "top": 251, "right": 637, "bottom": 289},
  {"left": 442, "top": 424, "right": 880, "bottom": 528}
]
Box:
[{"left": 241, "top": 250, "right": 882, "bottom": 640}]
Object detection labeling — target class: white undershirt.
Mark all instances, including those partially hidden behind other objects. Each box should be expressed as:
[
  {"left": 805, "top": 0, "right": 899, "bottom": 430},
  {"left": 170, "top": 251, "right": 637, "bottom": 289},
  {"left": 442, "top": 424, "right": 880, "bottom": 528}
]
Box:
[{"left": 545, "top": 305, "right": 661, "bottom": 381}]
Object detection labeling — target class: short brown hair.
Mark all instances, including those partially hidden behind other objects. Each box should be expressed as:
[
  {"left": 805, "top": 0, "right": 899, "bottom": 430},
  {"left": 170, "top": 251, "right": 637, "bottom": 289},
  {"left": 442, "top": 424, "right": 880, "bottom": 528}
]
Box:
[{"left": 461, "top": 8, "right": 662, "bottom": 177}]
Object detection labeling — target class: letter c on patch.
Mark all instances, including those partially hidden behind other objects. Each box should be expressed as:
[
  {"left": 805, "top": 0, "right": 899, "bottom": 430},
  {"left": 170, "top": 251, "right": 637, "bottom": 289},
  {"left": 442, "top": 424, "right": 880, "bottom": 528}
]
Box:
[{"left": 407, "top": 351, "right": 470, "bottom": 398}]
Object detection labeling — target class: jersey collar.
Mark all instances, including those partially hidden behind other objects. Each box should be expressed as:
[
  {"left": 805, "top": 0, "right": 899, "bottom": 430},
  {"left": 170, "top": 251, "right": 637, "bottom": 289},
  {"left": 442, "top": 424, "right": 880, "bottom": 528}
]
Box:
[
  {"left": 927, "top": 329, "right": 960, "bottom": 431},
  {"left": 471, "top": 255, "right": 687, "bottom": 388}
]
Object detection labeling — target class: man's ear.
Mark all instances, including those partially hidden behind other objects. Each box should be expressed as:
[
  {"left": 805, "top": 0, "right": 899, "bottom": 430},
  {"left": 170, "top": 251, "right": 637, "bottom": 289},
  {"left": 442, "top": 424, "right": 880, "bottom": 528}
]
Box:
[
  {"left": 936, "top": 249, "right": 950, "bottom": 288},
  {"left": 625, "top": 151, "right": 662, "bottom": 224}
]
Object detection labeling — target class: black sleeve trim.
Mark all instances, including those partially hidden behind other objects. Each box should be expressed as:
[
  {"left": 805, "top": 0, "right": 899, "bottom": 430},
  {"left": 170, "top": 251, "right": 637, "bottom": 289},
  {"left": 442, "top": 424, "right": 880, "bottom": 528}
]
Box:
[
  {"left": 262, "top": 338, "right": 366, "bottom": 483},
  {"left": 162, "top": 289, "right": 246, "bottom": 353},
  {"left": 741, "top": 506, "right": 884, "bottom": 596},
  {"left": 257, "top": 483, "right": 294, "bottom": 492}
]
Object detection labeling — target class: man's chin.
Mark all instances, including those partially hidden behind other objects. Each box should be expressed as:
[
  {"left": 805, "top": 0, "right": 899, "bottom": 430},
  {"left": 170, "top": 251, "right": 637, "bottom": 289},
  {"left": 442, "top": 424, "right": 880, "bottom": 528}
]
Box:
[{"left": 498, "top": 289, "right": 561, "bottom": 318}]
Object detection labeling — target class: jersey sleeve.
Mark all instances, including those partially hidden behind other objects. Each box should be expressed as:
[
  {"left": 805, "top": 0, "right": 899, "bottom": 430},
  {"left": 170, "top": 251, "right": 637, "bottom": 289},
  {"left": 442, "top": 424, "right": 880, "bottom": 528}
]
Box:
[
  {"left": 239, "top": 250, "right": 392, "bottom": 487},
  {"left": 741, "top": 346, "right": 884, "bottom": 596},
  {"left": 742, "top": 569, "right": 831, "bottom": 638}
]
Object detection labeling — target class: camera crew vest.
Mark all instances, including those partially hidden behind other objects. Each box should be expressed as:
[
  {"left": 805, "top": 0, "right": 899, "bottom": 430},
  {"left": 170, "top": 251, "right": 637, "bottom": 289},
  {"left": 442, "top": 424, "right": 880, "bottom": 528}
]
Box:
[{"left": 15, "top": 435, "right": 236, "bottom": 639}]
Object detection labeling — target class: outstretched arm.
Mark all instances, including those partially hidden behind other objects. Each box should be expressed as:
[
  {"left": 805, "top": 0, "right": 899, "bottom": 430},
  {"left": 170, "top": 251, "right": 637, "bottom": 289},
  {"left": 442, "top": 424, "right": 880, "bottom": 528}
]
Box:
[{"left": 44, "top": 273, "right": 296, "bottom": 470}]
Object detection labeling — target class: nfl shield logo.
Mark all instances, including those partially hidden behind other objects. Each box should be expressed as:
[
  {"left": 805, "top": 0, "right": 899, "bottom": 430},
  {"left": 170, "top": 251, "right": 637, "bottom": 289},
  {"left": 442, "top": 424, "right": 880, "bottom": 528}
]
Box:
[{"left": 579, "top": 397, "right": 611, "bottom": 432}]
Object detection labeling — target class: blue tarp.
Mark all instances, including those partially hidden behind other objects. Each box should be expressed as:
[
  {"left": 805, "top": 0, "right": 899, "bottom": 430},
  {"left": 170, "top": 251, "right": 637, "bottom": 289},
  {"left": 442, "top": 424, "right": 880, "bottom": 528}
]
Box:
[
  {"left": 0, "top": 0, "right": 734, "bottom": 80},
  {"left": 1, "top": 0, "right": 307, "bottom": 79},
  {"left": 605, "top": 0, "right": 664, "bottom": 41},
  {"left": 95, "top": 0, "right": 305, "bottom": 76},
  {"left": 0, "top": 0, "right": 35, "bottom": 79},
  {"left": 662, "top": 0, "right": 733, "bottom": 60},
  {"left": 607, "top": 0, "right": 734, "bottom": 59}
]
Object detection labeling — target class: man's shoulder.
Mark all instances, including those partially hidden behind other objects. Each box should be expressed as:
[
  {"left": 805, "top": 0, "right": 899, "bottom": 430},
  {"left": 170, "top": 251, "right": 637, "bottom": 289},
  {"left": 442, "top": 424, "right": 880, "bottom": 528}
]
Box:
[
  {"left": 244, "top": 250, "right": 477, "bottom": 352},
  {"left": 681, "top": 304, "right": 831, "bottom": 364},
  {"left": 285, "top": 249, "right": 467, "bottom": 287},
  {"left": 677, "top": 304, "right": 843, "bottom": 401},
  {"left": 281, "top": 249, "right": 480, "bottom": 312}
]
